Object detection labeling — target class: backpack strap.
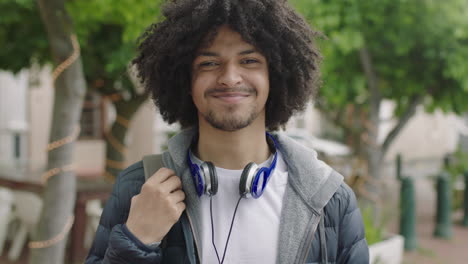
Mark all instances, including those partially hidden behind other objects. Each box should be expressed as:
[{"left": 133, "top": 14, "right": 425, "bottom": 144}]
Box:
[
  {"left": 142, "top": 154, "right": 169, "bottom": 249},
  {"left": 143, "top": 154, "right": 164, "bottom": 181},
  {"left": 319, "top": 213, "right": 328, "bottom": 264}
]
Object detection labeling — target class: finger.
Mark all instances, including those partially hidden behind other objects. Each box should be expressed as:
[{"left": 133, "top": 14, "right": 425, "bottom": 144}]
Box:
[
  {"left": 169, "top": 190, "right": 186, "bottom": 203},
  {"left": 176, "top": 202, "right": 186, "bottom": 213},
  {"left": 148, "top": 167, "right": 175, "bottom": 184},
  {"left": 160, "top": 175, "right": 182, "bottom": 193},
  {"left": 169, "top": 202, "right": 186, "bottom": 222}
]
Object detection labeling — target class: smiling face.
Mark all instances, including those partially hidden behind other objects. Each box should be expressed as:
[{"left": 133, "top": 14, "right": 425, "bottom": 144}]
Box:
[{"left": 191, "top": 25, "right": 270, "bottom": 132}]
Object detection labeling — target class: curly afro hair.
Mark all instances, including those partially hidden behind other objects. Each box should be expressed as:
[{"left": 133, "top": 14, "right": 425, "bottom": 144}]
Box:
[{"left": 133, "top": 0, "right": 322, "bottom": 131}]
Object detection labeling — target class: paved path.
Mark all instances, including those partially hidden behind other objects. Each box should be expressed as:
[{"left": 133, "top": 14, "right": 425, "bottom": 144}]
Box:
[
  {"left": 388, "top": 177, "right": 468, "bottom": 264},
  {"left": 2, "top": 177, "right": 467, "bottom": 264}
]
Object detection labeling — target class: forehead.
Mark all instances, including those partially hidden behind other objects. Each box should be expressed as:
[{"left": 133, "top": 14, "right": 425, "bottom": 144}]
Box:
[{"left": 198, "top": 25, "right": 256, "bottom": 51}]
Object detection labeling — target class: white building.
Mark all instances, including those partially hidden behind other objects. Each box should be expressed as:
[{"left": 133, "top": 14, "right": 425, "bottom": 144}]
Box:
[{"left": 0, "top": 67, "right": 176, "bottom": 180}]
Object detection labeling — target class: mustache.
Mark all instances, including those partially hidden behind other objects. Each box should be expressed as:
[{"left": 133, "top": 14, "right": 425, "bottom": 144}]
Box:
[{"left": 205, "top": 87, "right": 256, "bottom": 96}]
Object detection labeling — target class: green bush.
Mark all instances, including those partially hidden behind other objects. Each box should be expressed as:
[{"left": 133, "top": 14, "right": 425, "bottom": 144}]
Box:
[
  {"left": 445, "top": 149, "right": 468, "bottom": 211},
  {"left": 361, "top": 206, "right": 384, "bottom": 245}
]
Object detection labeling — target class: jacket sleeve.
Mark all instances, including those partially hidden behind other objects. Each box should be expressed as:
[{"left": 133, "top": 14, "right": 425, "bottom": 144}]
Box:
[
  {"left": 99, "top": 224, "right": 163, "bottom": 263},
  {"left": 336, "top": 183, "right": 369, "bottom": 264},
  {"left": 85, "top": 162, "right": 163, "bottom": 263}
]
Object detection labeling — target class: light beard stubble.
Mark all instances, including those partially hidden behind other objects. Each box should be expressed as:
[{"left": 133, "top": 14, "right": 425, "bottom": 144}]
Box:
[
  {"left": 202, "top": 86, "right": 259, "bottom": 132},
  {"left": 203, "top": 103, "right": 259, "bottom": 132}
]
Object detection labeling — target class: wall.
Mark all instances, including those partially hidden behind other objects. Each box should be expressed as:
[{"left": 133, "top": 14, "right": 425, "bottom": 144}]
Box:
[
  {"left": 379, "top": 101, "right": 461, "bottom": 177},
  {"left": 28, "top": 66, "right": 54, "bottom": 172},
  {"left": 0, "top": 67, "right": 162, "bottom": 179},
  {"left": 0, "top": 69, "right": 31, "bottom": 172},
  {"left": 126, "top": 100, "right": 157, "bottom": 164}
]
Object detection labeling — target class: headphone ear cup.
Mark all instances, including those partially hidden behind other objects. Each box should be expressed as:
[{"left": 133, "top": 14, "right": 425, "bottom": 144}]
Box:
[
  {"left": 239, "top": 162, "right": 257, "bottom": 197},
  {"left": 205, "top": 161, "right": 218, "bottom": 196}
]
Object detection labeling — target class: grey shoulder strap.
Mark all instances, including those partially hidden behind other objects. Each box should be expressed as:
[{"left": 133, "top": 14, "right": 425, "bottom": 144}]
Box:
[
  {"left": 143, "top": 154, "right": 164, "bottom": 181},
  {"left": 319, "top": 213, "right": 328, "bottom": 264}
]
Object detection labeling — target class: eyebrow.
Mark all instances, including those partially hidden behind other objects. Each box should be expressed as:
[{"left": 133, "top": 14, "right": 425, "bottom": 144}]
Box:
[{"left": 196, "top": 49, "right": 257, "bottom": 57}]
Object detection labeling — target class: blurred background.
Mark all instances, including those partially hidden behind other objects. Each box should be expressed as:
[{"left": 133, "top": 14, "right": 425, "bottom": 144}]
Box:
[{"left": 0, "top": 0, "right": 467, "bottom": 263}]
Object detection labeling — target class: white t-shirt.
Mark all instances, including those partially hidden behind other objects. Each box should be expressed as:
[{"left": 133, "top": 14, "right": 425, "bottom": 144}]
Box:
[{"left": 194, "top": 151, "right": 289, "bottom": 264}]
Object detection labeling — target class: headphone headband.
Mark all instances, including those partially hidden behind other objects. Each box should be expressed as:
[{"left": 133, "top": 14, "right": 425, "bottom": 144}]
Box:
[
  {"left": 250, "top": 132, "right": 278, "bottom": 198},
  {"left": 187, "top": 132, "right": 279, "bottom": 198}
]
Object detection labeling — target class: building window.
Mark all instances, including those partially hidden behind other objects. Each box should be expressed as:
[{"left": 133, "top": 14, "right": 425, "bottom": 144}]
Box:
[
  {"left": 79, "top": 92, "right": 105, "bottom": 139},
  {"left": 14, "top": 133, "right": 21, "bottom": 159}
]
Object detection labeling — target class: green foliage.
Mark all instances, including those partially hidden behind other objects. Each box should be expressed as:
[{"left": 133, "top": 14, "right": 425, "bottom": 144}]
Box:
[
  {"left": 0, "top": 0, "right": 49, "bottom": 72},
  {"left": 291, "top": 0, "right": 468, "bottom": 121},
  {"left": 446, "top": 149, "right": 468, "bottom": 179},
  {"left": 361, "top": 205, "right": 384, "bottom": 245},
  {"left": 66, "top": 0, "right": 163, "bottom": 89},
  {"left": 445, "top": 149, "right": 468, "bottom": 210},
  {"left": 3, "top": 0, "right": 467, "bottom": 113},
  {"left": 0, "top": 0, "right": 164, "bottom": 94}
]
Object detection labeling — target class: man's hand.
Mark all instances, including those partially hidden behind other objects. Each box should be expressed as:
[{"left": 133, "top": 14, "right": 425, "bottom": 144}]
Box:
[{"left": 126, "top": 168, "right": 186, "bottom": 244}]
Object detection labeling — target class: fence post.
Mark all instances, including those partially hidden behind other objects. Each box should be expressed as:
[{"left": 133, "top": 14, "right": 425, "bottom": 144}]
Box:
[
  {"left": 433, "top": 170, "right": 453, "bottom": 238},
  {"left": 396, "top": 154, "right": 402, "bottom": 181},
  {"left": 397, "top": 154, "right": 417, "bottom": 250},
  {"left": 463, "top": 171, "right": 468, "bottom": 227}
]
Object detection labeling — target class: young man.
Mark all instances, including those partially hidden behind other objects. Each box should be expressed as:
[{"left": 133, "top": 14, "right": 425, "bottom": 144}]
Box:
[{"left": 86, "top": 0, "right": 369, "bottom": 263}]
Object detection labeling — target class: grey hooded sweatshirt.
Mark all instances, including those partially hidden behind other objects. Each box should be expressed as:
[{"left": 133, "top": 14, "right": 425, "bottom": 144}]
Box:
[{"left": 86, "top": 128, "right": 369, "bottom": 263}]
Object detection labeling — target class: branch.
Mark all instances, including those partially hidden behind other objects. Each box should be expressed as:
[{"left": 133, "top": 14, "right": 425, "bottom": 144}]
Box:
[
  {"left": 37, "top": 0, "right": 73, "bottom": 60},
  {"left": 382, "top": 94, "right": 423, "bottom": 156},
  {"left": 359, "top": 46, "right": 381, "bottom": 113},
  {"left": 318, "top": 105, "right": 352, "bottom": 135}
]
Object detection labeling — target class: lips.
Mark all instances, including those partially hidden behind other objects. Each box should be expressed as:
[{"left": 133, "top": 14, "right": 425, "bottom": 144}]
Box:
[{"left": 211, "top": 92, "right": 250, "bottom": 103}]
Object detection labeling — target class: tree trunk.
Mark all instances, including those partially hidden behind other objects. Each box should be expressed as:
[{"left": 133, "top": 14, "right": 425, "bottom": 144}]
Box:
[
  {"left": 359, "top": 47, "right": 383, "bottom": 180},
  {"left": 356, "top": 46, "right": 424, "bottom": 225},
  {"left": 30, "top": 0, "right": 86, "bottom": 263},
  {"left": 105, "top": 94, "right": 148, "bottom": 181}
]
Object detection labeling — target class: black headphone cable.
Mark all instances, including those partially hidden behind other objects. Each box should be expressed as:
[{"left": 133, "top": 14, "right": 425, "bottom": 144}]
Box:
[{"left": 210, "top": 195, "right": 243, "bottom": 264}]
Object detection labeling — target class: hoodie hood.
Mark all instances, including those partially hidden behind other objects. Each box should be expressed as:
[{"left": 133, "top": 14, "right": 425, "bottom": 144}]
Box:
[{"left": 164, "top": 128, "right": 344, "bottom": 264}]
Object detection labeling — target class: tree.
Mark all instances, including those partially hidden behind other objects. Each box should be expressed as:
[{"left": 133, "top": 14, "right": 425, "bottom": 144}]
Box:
[
  {"left": 291, "top": 0, "right": 468, "bottom": 188},
  {"left": 29, "top": 0, "right": 86, "bottom": 263},
  {"left": 0, "top": 0, "right": 164, "bottom": 182},
  {"left": 0, "top": 0, "right": 163, "bottom": 262},
  {"left": 66, "top": 0, "right": 163, "bottom": 180}
]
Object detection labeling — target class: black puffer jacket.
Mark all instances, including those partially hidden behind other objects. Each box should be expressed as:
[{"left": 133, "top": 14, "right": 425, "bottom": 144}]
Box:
[
  {"left": 86, "top": 130, "right": 368, "bottom": 263},
  {"left": 85, "top": 163, "right": 368, "bottom": 263}
]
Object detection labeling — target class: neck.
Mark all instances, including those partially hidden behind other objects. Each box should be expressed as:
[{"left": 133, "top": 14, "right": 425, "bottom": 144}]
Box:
[{"left": 196, "top": 121, "right": 271, "bottom": 170}]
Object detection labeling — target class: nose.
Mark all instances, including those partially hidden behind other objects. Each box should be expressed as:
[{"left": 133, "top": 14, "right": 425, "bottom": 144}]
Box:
[{"left": 217, "top": 64, "right": 242, "bottom": 87}]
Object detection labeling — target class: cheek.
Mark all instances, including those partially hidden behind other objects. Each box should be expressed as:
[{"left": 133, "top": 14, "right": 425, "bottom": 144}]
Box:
[
  {"left": 191, "top": 85, "right": 202, "bottom": 107},
  {"left": 191, "top": 71, "right": 210, "bottom": 91},
  {"left": 191, "top": 76, "right": 208, "bottom": 108},
  {"left": 255, "top": 71, "right": 270, "bottom": 100}
]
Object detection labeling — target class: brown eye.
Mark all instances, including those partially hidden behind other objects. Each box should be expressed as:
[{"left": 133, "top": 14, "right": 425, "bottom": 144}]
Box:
[
  {"left": 241, "top": 59, "right": 259, "bottom": 64},
  {"left": 199, "top": 61, "right": 219, "bottom": 67}
]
